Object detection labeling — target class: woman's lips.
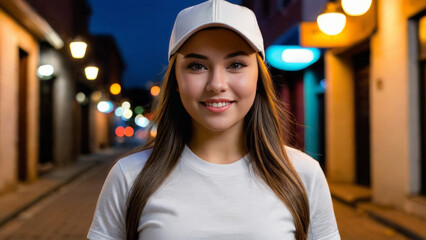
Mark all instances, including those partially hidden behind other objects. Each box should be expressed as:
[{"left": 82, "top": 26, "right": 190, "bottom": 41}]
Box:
[{"left": 200, "top": 99, "right": 235, "bottom": 113}]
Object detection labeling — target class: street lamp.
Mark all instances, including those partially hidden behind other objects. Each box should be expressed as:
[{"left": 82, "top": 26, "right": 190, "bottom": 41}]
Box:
[
  {"left": 317, "top": 1, "right": 346, "bottom": 35},
  {"left": 342, "top": 0, "right": 372, "bottom": 16},
  {"left": 85, "top": 66, "right": 99, "bottom": 80},
  {"left": 69, "top": 41, "right": 87, "bottom": 59}
]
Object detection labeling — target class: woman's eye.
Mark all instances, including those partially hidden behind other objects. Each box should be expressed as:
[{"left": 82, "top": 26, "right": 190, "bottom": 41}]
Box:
[
  {"left": 228, "top": 62, "right": 247, "bottom": 70},
  {"left": 187, "top": 63, "right": 206, "bottom": 71}
]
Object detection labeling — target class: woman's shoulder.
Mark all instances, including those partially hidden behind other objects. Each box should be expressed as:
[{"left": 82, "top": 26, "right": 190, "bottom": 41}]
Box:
[
  {"left": 284, "top": 146, "right": 322, "bottom": 178},
  {"left": 115, "top": 148, "right": 153, "bottom": 179}
]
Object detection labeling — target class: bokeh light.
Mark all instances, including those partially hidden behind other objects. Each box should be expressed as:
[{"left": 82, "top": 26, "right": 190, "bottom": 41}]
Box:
[
  {"left": 135, "top": 114, "right": 150, "bottom": 128},
  {"left": 114, "top": 107, "right": 124, "bottom": 117},
  {"left": 85, "top": 66, "right": 99, "bottom": 80},
  {"left": 150, "top": 125, "right": 157, "bottom": 138},
  {"left": 342, "top": 0, "right": 372, "bottom": 16},
  {"left": 121, "top": 101, "right": 131, "bottom": 109},
  {"left": 317, "top": 12, "right": 346, "bottom": 35},
  {"left": 97, "top": 101, "right": 114, "bottom": 113},
  {"left": 115, "top": 126, "right": 125, "bottom": 137},
  {"left": 37, "top": 64, "right": 55, "bottom": 79},
  {"left": 110, "top": 83, "right": 121, "bottom": 95},
  {"left": 70, "top": 41, "right": 87, "bottom": 59},
  {"left": 91, "top": 91, "right": 102, "bottom": 102},
  {"left": 150, "top": 86, "right": 160, "bottom": 96},
  {"left": 76, "top": 92, "right": 87, "bottom": 104},
  {"left": 122, "top": 108, "right": 133, "bottom": 119},
  {"left": 124, "top": 126, "right": 134, "bottom": 137},
  {"left": 135, "top": 106, "right": 144, "bottom": 115}
]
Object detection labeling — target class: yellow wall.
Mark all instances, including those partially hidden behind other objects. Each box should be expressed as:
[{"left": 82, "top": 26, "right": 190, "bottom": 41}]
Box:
[
  {"left": 0, "top": 8, "right": 39, "bottom": 193},
  {"left": 326, "top": 0, "right": 426, "bottom": 209},
  {"left": 325, "top": 51, "right": 356, "bottom": 183},
  {"left": 369, "top": 0, "right": 426, "bottom": 207}
]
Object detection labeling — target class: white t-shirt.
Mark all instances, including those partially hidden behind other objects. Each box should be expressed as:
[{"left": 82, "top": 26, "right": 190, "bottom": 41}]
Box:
[{"left": 88, "top": 145, "right": 340, "bottom": 240}]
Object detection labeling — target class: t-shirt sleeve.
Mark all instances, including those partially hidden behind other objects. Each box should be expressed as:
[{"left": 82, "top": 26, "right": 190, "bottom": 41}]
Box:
[
  {"left": 308, "top": 162, "right": 340, "bottom": 240},
  {"left": 88, "top": 161, "right": 129, "bottom": 240}
]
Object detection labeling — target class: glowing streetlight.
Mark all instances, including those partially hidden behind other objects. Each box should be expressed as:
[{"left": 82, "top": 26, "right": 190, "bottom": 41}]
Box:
[
  {"left": 317, "top": 2, "right": 346, "bottom": 35},
  {"left": 69, "top": 41, "right": 87, "bottom": 59},
  {"left": 85, "top": 66, "right": 99, "bottom": 80},
  {"left": 342, "top": 0, "right": 372, "bottom": 16}
]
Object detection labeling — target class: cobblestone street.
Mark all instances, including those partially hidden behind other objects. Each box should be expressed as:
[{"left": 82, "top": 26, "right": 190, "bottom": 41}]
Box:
[{"left": 0, "top": 148, "right": 412, "bottom": 240}]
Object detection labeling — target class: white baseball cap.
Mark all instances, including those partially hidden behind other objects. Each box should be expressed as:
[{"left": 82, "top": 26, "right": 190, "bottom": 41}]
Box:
[{"left": 168, "top": 0, "right": 265, "bottom": 61}]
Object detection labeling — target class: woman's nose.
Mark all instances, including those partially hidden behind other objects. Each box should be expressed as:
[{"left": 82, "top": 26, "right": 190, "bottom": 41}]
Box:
[{"left": 206, "top": 67, "right": 228, "bottom": 93}]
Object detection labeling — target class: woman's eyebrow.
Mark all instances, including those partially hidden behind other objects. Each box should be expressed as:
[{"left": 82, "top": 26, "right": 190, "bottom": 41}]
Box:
[
  {"left": 184, "top": 53, "right": 208, "bottom": 59},
  {"left": 184, "top": 51, "right": 249, "bottom": 60},
  {"left": 225, "top": 51, "right": 249, "bottom": 59}
]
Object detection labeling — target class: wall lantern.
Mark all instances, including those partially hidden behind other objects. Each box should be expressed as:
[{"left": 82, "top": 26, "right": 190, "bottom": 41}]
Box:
[
  {"left": 85, "top": 66, "right": 99, "bottom": 80},
  {"left": 266, "top": 45, "right": 321, "bottom": 71},
  {"left": 69, "top": 41, "right": 87, "bottom": 59},
  {"left": 342, "top": 0, "right": 372, "bottom": 16},
  {"left": 317, "top": 1, "right": 346, "bottom": 35},
  {"left": 37, "top": 64, "right": 55, "bottom": 80}
]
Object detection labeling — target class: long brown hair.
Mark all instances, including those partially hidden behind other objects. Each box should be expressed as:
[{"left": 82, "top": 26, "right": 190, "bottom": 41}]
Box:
[{"left": 125, "top": 54, "right": 310, "bottom": 240}]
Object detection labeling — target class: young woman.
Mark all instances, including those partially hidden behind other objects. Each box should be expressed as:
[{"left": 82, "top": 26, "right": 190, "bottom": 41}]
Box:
[{"left": 88, "top": 1, "right": 340, "bottom": 240}]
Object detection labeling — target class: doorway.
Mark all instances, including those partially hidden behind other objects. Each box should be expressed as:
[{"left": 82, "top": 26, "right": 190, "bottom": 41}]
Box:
[
  {"left": 18, "top": 48, "right": 29, "bottom": 181},
  {"left": 39, "top": 76, "right": 54, "bottom": 174},
  {"left": 421, "top": 59, "right": 426, "bottom": 195},
  {"left": 353, "top": 50, "right": 371, "bottom": 187}
]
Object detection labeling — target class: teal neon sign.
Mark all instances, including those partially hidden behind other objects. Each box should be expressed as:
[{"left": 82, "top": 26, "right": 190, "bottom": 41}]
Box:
[{"left": 266, "top": 45, "right": 321, "bottom": 71}]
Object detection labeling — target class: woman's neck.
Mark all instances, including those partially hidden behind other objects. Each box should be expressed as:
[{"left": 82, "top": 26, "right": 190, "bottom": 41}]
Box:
[{"left": 188, "top": 122, "right": 246, "bottom": 164}]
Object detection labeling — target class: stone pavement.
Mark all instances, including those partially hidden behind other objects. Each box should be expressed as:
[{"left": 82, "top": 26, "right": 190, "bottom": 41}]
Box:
[
  {"left": 333, "top": 199, "right": 410, "bottom": 240},
  {"left": 0, "top": 145, "right": 421, "bottom": 239},
  {"left": 0, "top": 144, "right": 137, "bottom": 240},
  {"left": 330, "top": 183, "right": 426, "bottom": 240}
]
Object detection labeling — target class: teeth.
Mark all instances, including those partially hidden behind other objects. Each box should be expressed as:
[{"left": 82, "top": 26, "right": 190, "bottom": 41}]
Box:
[{"left": 205, "top": 102, "right": 230, "bottom": 108}]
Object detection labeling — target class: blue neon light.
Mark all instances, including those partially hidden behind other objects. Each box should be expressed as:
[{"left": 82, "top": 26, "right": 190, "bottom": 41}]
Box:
[{"left": 266, "top": 45, "right": 321, "bottom": 71}]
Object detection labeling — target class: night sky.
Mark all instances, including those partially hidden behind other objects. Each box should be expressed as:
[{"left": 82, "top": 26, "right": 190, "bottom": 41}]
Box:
[{"left": 87, "top": 0, "right": 242, "bottom": 89}]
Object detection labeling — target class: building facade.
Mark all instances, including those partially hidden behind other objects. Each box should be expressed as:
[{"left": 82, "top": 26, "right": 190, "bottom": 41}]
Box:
[
  {"left": 0, "top": 0, "right": 125, "bottom": 194},
  {"left": 245, "top": 0, "right": 426, "bottom": 219},
  {"left": 316, "top": 0, "right": 426, "bottom": 218},
  {"left": 0, "top": 0, "right": 63, "bottom": 193}
]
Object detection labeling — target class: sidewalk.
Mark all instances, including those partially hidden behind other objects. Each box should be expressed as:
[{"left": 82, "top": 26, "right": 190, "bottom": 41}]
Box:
[
  {"left": 0, "top": 144, "right": 136, "bottom": 228},
  {"left": 330, "top": 183, "right": 426, "bottom": 240}
]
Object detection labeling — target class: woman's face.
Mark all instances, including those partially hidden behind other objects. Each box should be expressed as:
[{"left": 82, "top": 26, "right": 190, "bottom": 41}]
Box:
[{"left": 175, "top": 28, "right": 258, "bottom": 134}]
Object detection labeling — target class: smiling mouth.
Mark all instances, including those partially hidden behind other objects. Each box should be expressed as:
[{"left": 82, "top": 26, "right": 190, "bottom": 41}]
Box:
[{"left": 202, "top": 101, "right": 234, "bottom": 108}]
